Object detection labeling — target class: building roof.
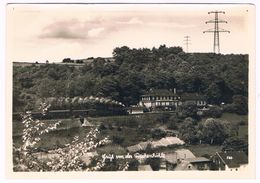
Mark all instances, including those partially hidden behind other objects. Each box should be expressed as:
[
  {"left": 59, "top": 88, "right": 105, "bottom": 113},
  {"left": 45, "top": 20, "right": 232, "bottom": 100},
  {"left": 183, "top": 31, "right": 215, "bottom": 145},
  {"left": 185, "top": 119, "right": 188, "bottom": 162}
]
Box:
[
  {"left": 216, "top": 151, "right": 248, "bottom": 168},
  {"left": 141, "top": 89, "right": 205, "bottom": 101},
  {"left": 165, "top": 149, "right": 196, "bottom": 164},
  {"left": 138, "top": 165, "right": 153, "bottom": 171},
  {"left": 142, "top": 89, "right": 178, "bottom": 97},
  {"left": 152, "top": 137, "right": 185, "bottom": 148},
  {"left": 127, "top": 137, "right": 185, "bottom": 153},
  {"left": 186, "top": 157, "right": 211, "bottom": 163},
  {"left": 181, "top": 93, "right": 206, "bottom": 101},
  {"left": 127, "top": 141, "right": 151, "bottom": 153},
  {"left": 174, "top": 161, "right": 196, "bottom": 171},
  {"left": 175, "top": 149, "right": 196, "bottom": 159},
  {"left": 129, "top": 106, "right": 145, "bottom": 111}
]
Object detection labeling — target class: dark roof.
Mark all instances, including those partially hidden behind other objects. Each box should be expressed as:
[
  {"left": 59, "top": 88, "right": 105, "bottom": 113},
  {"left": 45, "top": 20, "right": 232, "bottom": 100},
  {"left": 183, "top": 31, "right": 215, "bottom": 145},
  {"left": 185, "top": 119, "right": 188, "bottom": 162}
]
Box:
[
  {"left": 129, "top": 106, "right": 144, "bottom": 111},
  {"left": 217, "top": 151, "right": 248, "bottom": 168},
  {"left": 181, "top": 93, "right": 205, "bottom": 101},
  {"left": 142, "top": 89, "right": 178, "bottom": 97},
  {"left": 186, "top": 157, "right": 211, "bottom": 163}
]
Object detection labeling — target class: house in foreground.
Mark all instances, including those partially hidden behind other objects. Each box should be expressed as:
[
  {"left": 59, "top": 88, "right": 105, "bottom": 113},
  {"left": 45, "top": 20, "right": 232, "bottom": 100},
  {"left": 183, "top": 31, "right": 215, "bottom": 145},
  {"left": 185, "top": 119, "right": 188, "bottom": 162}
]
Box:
[
  {"left": 164, "top": 149, "right": 212, "bottom": 171},
  {"left": 212, "top": 151, "right": 248, "bottom": 171}
]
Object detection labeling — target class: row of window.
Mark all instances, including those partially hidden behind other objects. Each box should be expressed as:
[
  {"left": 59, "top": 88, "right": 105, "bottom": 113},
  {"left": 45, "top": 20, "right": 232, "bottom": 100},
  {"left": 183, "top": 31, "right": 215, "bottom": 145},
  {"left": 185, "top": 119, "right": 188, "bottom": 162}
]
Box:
[
  {"left": 152, "top": 101, "right": 182, "bottom": 106},
  {"left": 142, "top": 96, "right": 180, "bottom": 101},
  {"left": 197, "top": 101, "right": 207, "bottom": 105}
]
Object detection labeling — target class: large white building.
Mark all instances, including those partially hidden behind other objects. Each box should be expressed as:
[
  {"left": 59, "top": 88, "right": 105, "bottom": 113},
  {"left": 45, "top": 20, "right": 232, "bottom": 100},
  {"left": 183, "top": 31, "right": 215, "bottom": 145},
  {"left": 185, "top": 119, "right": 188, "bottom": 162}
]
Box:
[{"left": 138, "top": 89, "right": 207, "bottom": 111}]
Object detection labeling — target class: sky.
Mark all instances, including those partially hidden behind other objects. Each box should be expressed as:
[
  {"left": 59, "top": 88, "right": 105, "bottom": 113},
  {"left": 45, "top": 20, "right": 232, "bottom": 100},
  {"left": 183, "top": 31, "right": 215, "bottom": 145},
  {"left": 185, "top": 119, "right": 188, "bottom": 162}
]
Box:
[{"left": 6, "top": 4, "right": 254, "bottom": 62}]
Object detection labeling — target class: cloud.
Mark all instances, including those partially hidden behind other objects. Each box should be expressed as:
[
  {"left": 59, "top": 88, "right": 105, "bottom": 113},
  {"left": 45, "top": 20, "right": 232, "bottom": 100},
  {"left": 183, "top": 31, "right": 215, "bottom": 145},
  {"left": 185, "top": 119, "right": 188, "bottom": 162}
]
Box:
[
  {"left": 40, "top": 29, "right": 86, "bottom": 39},
  {"left": 38, "top": 18, "right": 117, "bottom": 41},
  {"left": 88, "top": 27, "right": 105, "bottom": 37},
  {"left": 38, "top": 15, "right": 196, "bottom": 41},
  {"left": 122, "top": 17, "right": 143, "bottom": 24},
  {"left": 39, "top": 19, "right": 87, "bottom": 39}
]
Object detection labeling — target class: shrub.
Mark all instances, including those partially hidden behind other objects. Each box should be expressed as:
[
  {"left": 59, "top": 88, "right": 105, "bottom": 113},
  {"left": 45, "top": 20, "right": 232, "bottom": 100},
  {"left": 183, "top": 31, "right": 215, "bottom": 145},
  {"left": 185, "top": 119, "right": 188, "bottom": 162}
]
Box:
[
  {"left": 167, "top": 121, "right": 178, "bottom": 130},
  {"left": 222, "top": 103, "right": 235, "bottom": 113},
  {"left": 201, "top": 118, "right": 231, "bottom": 145},
  {"left": 157, "top": 113, "right": 171, "bottom": 124},
  {"left": 167, "top": 115, "right": 180, "bottom": 130},
  {"left": 98, "top": 123, "right": 106, "bottom": 131},
  {"left": 203, "top": 106, "right": 222, "bottom": 118},
  {"left": 222, "top": 137, "right": 248, "bottom": 155},
  {"left": 232, "top": 95, "right": 248, "bottom": 115},
  {"left": 108, "top": 124, "right": 114, "bottom": 130},
  {"left": 145, "top": 158, "right": 161, "bottom": 171},
  {"left": 238, "top": 120, "right": 247, "bottom": 126},
  {"left": 127, "top": 159, "right": 139, "bottom": 171},
  {"left": 112, "top": 135, "right": 125, "bottom": 145},
  {"left": 177, "top": 101, "right": 198, "bottom": 119},
  {"left": 151, "top": 129, "right": 166, "bottom": 139},
  {"left": 222, "top": 95, "right": 248, "bottom": 115},
  {"left": 125, "top": 116, "right": 138, "bottom": 128}
]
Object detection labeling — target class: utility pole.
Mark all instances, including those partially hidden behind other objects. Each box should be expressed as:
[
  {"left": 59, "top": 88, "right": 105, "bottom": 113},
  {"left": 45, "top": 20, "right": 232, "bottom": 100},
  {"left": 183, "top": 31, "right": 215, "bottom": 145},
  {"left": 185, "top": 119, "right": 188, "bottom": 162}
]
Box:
[
  {"left": 203, "top": 11, "right": 230, "bottom": 53},
  {"left": 183, "top": 36, "right": 191, "bottom": 53}
]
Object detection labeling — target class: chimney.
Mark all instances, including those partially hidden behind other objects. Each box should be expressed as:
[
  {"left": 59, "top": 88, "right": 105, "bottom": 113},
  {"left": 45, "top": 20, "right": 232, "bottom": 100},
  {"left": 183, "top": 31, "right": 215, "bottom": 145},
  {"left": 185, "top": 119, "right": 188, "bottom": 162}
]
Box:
[{"left": 174, "top": 88, "right": 176, "bottom": 94}]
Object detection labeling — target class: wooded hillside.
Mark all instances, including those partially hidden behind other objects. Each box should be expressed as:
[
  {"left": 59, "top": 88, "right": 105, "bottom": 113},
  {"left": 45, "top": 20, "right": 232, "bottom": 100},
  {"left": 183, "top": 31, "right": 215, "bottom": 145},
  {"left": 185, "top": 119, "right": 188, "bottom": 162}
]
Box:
[{"left": 13, "top": 45, "right": 248, "bottom": 113}]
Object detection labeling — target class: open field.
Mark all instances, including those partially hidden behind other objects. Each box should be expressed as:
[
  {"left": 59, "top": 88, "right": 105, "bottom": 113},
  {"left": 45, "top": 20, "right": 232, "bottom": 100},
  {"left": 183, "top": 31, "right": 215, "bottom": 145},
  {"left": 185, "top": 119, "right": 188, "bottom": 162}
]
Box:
[
  {"left": 201, "top": 112, "right": 248, "bottom": 125},
  {"left": 13, "top": 112, "right": 248, "bottom": 150}
]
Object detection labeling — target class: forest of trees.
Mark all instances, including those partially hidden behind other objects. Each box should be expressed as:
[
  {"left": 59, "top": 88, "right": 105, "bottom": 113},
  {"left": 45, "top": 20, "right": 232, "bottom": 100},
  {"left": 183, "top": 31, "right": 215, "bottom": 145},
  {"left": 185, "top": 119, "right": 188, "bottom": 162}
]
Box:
[{"left": 13, "top": 45, "right": 248, "bottom": 113}]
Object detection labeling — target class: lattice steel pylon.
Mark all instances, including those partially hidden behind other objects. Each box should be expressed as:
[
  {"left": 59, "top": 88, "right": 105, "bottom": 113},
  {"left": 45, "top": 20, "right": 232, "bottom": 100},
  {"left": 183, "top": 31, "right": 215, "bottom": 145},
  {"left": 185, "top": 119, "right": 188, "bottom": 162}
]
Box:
[
  {"left": 183, "top": 36, "right": 191, "bottom": 53},
  {"left": 203, "top": 11, "right": 230, "bottom": 53}
]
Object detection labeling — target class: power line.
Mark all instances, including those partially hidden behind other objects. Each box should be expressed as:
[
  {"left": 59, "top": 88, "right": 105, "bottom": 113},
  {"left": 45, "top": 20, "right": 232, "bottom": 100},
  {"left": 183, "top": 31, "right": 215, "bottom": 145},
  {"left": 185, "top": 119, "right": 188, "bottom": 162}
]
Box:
[
  {"left": 183, "top": 36, "right": 191, "bottom": 53},
  {"left": 203, "top": 11, "right": 230, "bottom": 54}
]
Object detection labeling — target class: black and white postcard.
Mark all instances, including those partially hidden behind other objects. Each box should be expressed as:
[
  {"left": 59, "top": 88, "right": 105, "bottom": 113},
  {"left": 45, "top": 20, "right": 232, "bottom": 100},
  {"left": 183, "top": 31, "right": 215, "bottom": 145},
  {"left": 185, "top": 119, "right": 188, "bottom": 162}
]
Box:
[{"left": 5, "top": 2, "right": 256, "bottom": 179}]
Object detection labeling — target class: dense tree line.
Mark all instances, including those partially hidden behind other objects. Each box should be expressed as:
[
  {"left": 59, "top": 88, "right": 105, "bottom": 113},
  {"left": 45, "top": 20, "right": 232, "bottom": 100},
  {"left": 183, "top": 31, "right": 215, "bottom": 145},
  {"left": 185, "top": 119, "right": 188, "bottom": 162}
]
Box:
[
  {"left": 62, "top": 58, "right": 84, "bottom": 64},
  {"left": 13, "top": 45, "right": 248, "bottom": 113}
]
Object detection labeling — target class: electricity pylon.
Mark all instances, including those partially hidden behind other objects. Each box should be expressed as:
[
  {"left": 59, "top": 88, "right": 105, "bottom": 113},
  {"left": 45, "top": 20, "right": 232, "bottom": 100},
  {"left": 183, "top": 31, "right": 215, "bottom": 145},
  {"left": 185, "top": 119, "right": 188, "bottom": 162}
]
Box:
[
  {"left": 183, "top": 36, "right": 191, "bottom": 53},
  {"left": 203, "top": 11, "right": 230, "bottom": 53}
]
